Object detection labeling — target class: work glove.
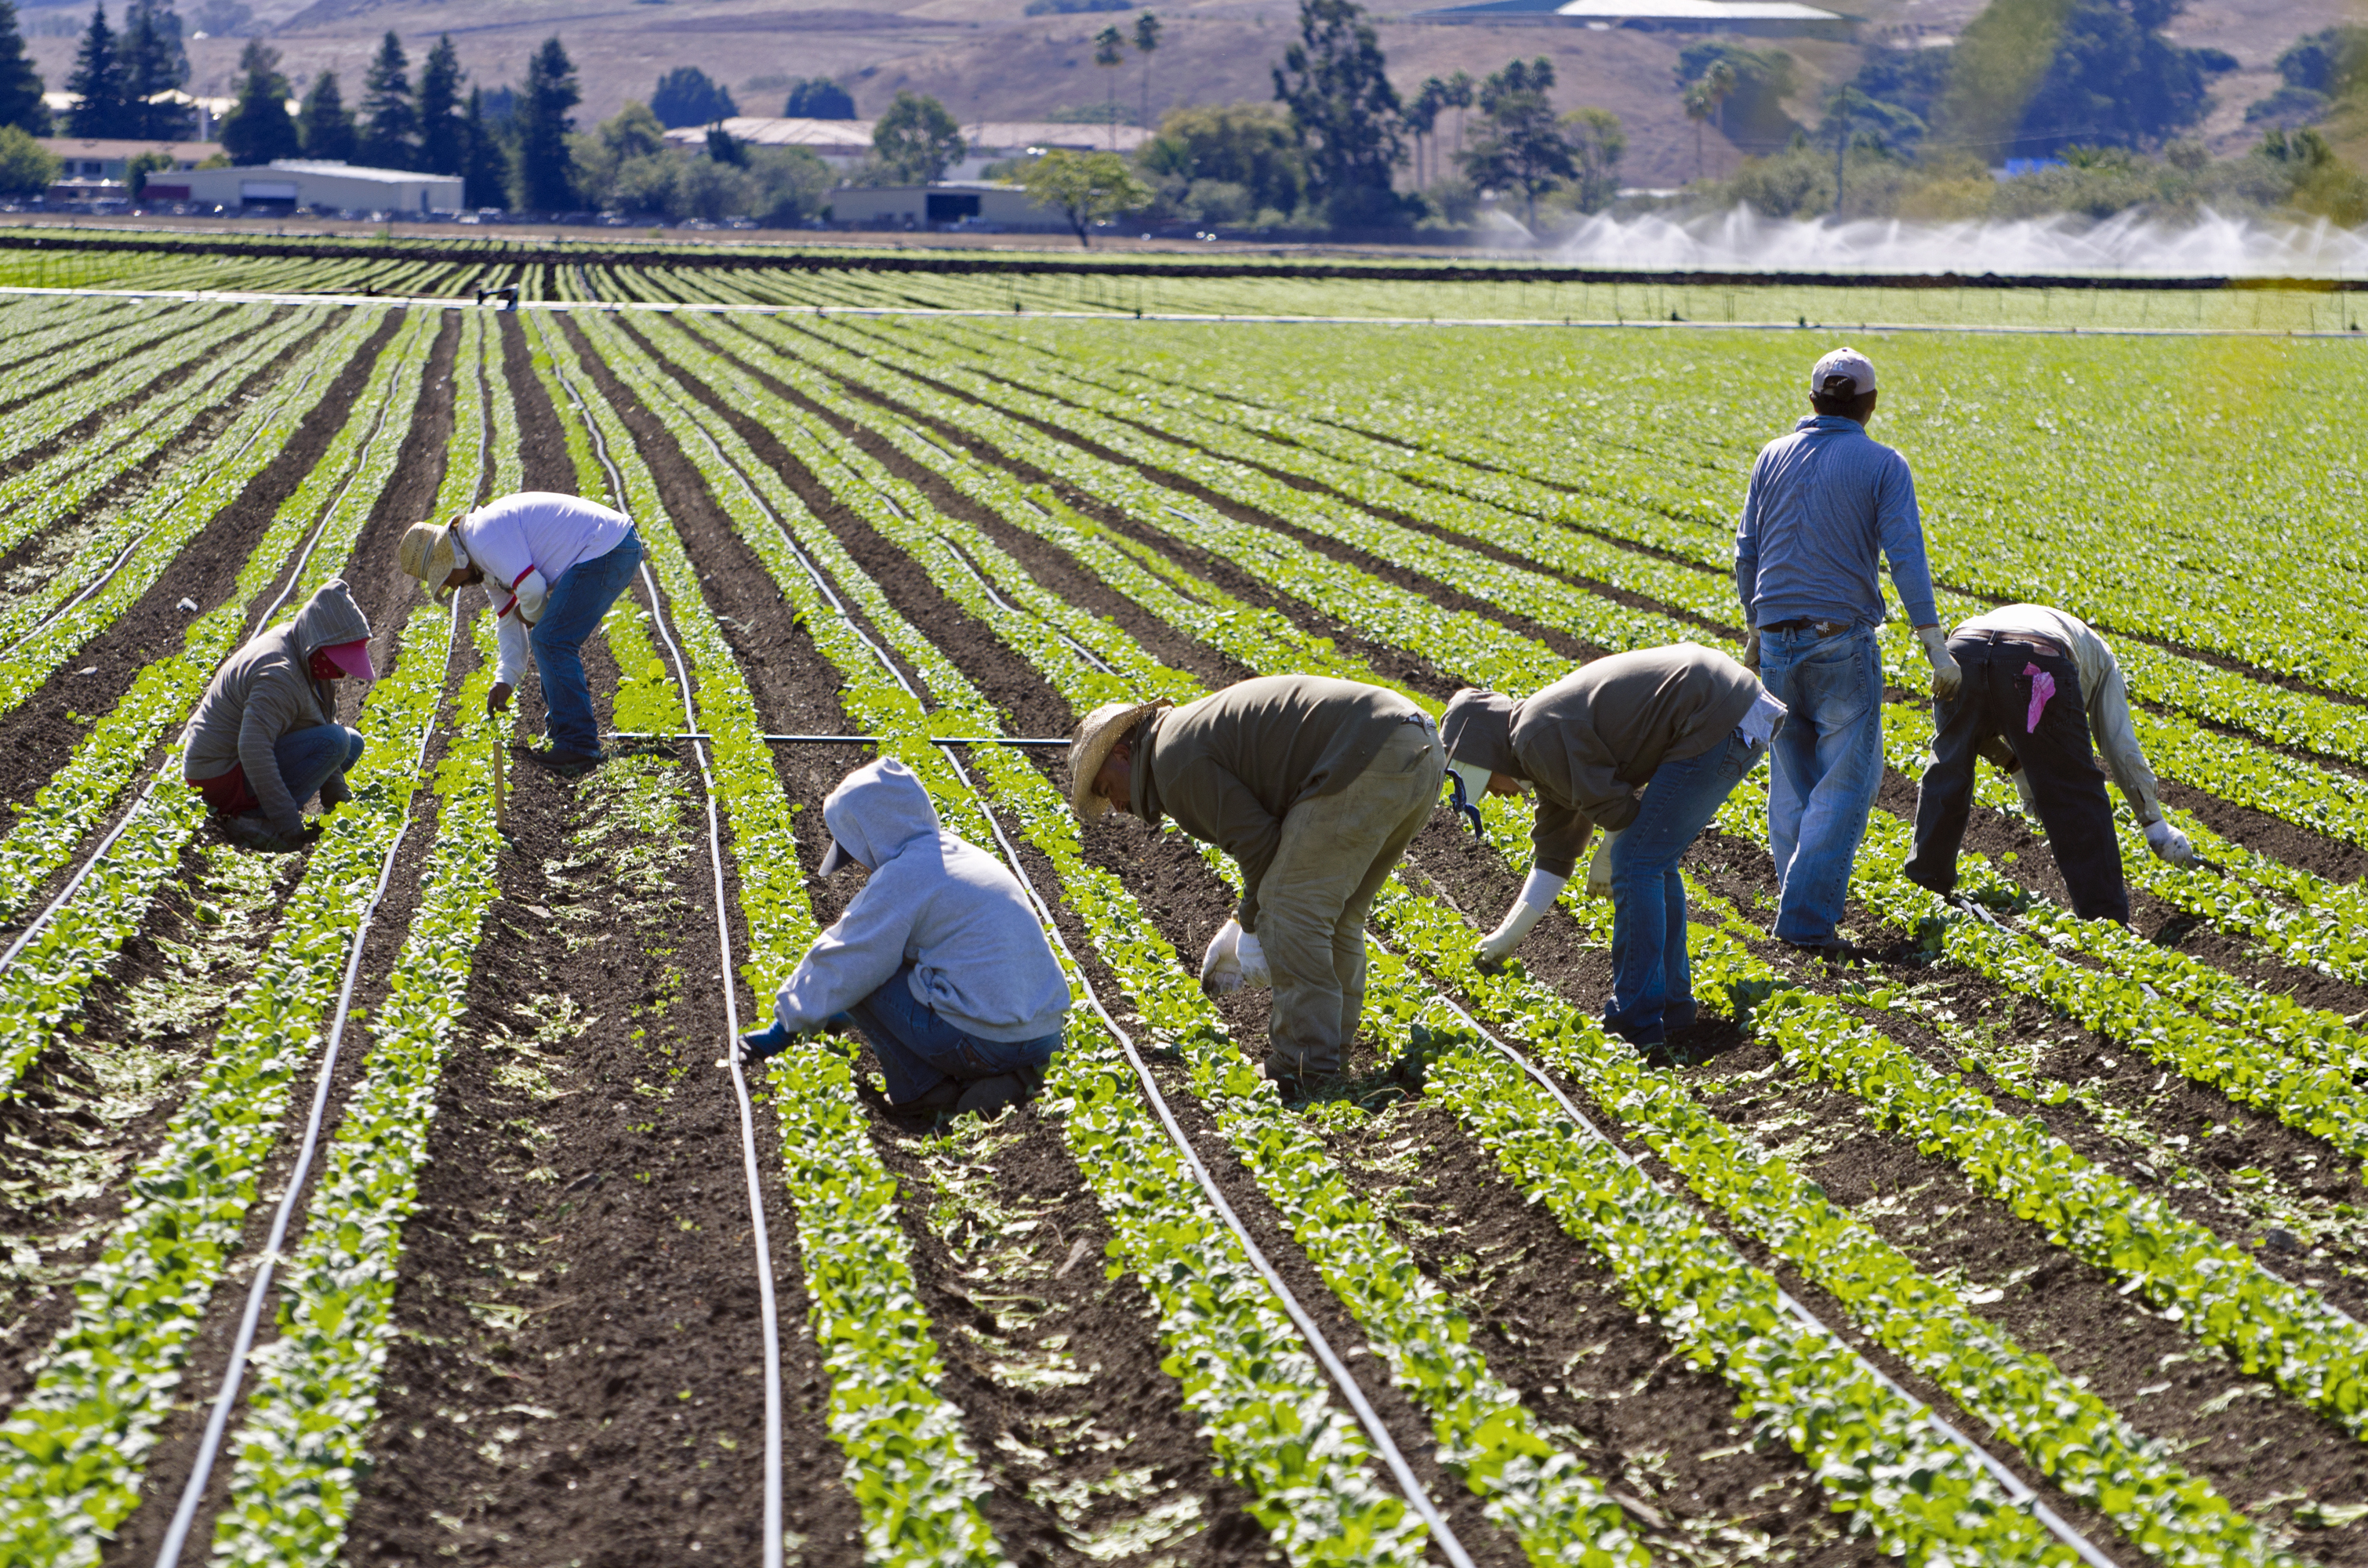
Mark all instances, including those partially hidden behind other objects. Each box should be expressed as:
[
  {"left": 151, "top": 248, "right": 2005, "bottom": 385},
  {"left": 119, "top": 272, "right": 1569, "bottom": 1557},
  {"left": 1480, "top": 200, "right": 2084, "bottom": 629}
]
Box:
[
  {"left": 2145, "top": 819, "right": 2195, "bottom": 868},
  {"left": 2014, "top": 768, "right": 2039, "bottom": 817},
  {"left": 1741, "top": 626, "right": 1760, "bottom": 673},
  {"left": 1584, "top": 829, "right": 1623, "bottom": 898},
  {"left": 1201, "top": 920, "right": 1273, "bottom": 996},
  {"left": 1478, "top": 867, "right": 1568, "bottom": 968},
  {"left": 1916, "top": 625, "right": 1963, "bottom": 702},
  {"left": 738, "top": 1019, "right": 796, "bottom": 1065}
]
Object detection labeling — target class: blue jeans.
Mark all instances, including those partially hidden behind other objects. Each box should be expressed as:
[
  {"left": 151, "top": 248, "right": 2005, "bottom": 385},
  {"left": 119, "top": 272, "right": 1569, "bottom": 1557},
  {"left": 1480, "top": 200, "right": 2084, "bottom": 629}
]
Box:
[
  {"left": 849, "top": 962, "right": 1063, "bottom": 1104},
  {"left": 1603, "top": 731, "right": 1764, "bottom": 1046},
  {"left": 532, "top": 529, "right": 643, "bottom": 757},
  {"left": 279, "top": 724, "right": 367, "bottom": 807},
  {"left": 1760, "top": 625, "right": 1884, "bottom": 944}
]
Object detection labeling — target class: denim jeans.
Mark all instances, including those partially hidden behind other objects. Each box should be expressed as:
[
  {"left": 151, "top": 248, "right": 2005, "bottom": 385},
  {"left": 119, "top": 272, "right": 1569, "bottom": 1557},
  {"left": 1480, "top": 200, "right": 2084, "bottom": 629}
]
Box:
[
  {"left": 191, "top": 724, "right": 365, "bottom": 816},
  {"left": 1760, "top": 624, "right": 1884, "bottom": 944},
  {"left": 848, "top": 961, "right": 1064, "bottom": 1104},
  {"left": 1603, "top": 731, "right": 1764, "bottom": 1046},
  {"left": 532, "top": 529, "right": 643, "bottom": 757}
]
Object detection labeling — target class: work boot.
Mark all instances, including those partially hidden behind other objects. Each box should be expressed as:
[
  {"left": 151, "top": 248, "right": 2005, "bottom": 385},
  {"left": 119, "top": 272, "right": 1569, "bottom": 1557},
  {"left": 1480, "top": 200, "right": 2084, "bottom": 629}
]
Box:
[
  {"left": 888, "top": 1078, "right": 963, "bottom": 1116},
  {"left": 953, "top": 1064, "right": 1045, "bottom": 1120},
  {"left": 517, "top": 745, "right": 605, "bottom": 779},
  {"left": 219, "top": 811, "right": 278, "bottom": 850}
]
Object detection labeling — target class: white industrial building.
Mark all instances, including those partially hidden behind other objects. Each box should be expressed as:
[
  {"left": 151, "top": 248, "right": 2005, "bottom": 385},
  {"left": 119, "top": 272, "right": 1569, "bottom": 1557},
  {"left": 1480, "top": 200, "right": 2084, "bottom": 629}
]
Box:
[
  {"left": 179, "top": 161, "right": 464, "bottom": 216},
  {"left": 661, "top": 118, "right": 1152, "bottom": 182},
  {"left": 1417, "top": 0, "right": 1846, "bottom": 30},
  {"left": 827, "top": 183, "right": 1066, "bottom": 232}
]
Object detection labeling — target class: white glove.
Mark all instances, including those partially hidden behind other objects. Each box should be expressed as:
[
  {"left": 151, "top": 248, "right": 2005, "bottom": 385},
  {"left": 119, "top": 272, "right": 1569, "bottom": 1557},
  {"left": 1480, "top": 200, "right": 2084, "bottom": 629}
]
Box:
[
  {"left": 2145, "top": 819, "right": 2195, "bottom": 867},
  {"left": 1584, "top": 829, "right": 1622, "bottom": 899},
  {"left": 1478, "top": 867, "right": 1567, "bottom": 967},
  {"left": 1236, "top": 930, "right": 1270, "bottom": 988},
  {"left": 1201, "top": 919, "right": 1243, "bottom": 996},
  {"left": 1916, "top": 624, "right": 1963, "bottom": 702},
  {"left": 1741, "top": 626, "right": 1760, "bottom": 673}
]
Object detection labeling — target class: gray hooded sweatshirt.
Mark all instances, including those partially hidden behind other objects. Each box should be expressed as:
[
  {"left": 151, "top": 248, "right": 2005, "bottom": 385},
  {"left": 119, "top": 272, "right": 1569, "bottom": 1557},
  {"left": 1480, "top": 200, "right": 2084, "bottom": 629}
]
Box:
[
  {"left": 771, "top": 758, "right": 1072, "bottom": 1044},
  {"left": 181, "top": 579, "right": 372, "bottom": 837}
]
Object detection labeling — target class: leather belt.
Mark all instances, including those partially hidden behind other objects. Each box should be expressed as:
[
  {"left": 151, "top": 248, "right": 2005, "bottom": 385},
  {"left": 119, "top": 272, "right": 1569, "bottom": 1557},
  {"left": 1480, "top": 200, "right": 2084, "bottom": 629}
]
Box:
[
  {"left": 1953, "top": 630, "right": 2069, "bottom": 661},
  {"left": 1762, "top": 618, "right": 1853, "bottom": 637}
]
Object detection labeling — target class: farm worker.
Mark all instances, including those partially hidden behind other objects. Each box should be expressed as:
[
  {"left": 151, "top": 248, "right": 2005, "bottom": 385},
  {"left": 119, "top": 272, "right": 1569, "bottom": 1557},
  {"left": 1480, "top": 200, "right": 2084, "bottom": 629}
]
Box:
[
  {"left": 738, "top": 757, "right": 1070, "bottom": 1119},
  {"left": 1069, "top": 677, "right": 1445, "bottom": 1098},
  {"left": 1904, "top": 604, "right": 2192, "bottom": 924},
  {"left": 1734, "top": 345, "right": 1956, "bottom": 957},
  {"left": 181, "top": 578, "right": 373, "bottom": 854},
  {"left": 1442, "top": 644, "right": 1783, "bottom": 1049},
  {"left": 397, "top": 492, "right": 644, "bottom": 779}
]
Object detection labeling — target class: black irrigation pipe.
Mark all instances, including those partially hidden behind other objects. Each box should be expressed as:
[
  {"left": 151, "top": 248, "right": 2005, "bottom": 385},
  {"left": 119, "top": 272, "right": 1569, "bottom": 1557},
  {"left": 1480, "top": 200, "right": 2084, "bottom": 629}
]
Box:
[
  {"left": 663, "top": 376, "right": 1483, "bottom": 1566},
  {"left": 2, "top": 229, "right": 2364, "bottom": 291}
]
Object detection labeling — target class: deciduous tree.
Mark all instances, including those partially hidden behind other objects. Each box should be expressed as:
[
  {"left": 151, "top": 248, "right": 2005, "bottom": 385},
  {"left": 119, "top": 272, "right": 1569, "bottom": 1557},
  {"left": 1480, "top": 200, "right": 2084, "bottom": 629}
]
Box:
[
  {"left": 871, "top": 89, "right": 962, "bottom": 183},
  {"left": 1019, "top": 147, "right": 1150, "bottom": 245},
  {"left": 650, "top": 64, "right": 735, "bottom": 129},
  {"left": 1273, "top": 0, "right": 1404, "bottom": 227}
]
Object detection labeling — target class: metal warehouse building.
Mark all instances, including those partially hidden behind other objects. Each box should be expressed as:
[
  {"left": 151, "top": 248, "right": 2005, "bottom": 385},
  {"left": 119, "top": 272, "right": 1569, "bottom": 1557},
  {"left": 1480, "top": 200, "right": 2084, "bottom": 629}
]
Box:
[{"left": 179, "top": 160, "right": 463, "bottom": 216}]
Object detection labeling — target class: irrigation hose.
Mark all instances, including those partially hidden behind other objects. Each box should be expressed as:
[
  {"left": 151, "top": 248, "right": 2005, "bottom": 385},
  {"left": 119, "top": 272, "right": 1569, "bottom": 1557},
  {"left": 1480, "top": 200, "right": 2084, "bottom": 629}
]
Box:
[
  {"left": 672, "top": 395, "right": 1480, "bottom": 1566},
  {"left": 547, "top": 352, "right": 788, "bottom": 1568}
]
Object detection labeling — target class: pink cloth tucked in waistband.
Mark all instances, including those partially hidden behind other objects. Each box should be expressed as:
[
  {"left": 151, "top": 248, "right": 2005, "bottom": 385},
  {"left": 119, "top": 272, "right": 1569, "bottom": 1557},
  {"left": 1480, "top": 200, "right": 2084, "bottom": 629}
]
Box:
[{"left": 2024, "top": 663, "right": 2056, "bottom": 733}]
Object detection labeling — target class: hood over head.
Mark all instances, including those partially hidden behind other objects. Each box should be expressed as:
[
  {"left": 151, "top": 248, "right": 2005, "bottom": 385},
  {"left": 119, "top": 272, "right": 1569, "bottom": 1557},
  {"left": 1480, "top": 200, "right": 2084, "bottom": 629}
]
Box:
[
  {"left": 288, "top": 579, "right": 372, "bottom": 664},
  {"left": 819, "top": 757, "right": 940, "bottom": 873},
  {"left": 1440, "top": 687, "right": 1520, "bottom": 777}
]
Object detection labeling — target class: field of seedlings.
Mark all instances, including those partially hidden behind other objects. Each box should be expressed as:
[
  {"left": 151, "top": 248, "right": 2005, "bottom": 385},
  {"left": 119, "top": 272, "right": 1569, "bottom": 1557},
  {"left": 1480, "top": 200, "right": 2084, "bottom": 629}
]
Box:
[{"left": 2, "top": 263, "right": 2368, "bottom": 1568}]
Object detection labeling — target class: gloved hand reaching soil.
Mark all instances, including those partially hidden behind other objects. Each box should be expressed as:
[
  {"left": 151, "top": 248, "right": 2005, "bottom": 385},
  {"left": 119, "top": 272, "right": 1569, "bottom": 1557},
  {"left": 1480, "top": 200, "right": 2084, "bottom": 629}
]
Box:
[
  {"left": 1200, "top": 919, "right": 1270, "bottom": 997},
  {"left": 739, "top": 1020, "right": 796, "bottom": 1065}
]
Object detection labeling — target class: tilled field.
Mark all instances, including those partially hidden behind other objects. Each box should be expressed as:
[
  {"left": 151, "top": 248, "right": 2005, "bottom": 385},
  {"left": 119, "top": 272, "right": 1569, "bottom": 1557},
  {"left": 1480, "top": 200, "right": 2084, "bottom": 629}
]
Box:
[{"left": 2, "top": 285, "right": 2368, "bottom": 1568}]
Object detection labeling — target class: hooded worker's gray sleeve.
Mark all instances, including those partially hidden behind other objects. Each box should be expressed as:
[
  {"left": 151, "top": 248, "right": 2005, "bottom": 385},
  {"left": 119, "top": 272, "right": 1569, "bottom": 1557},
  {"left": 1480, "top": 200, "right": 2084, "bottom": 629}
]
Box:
[
  {"left": 772, "top": 873, "right": 923, "bottom": 1033},
  {"left": 238, "top": 702, "right": 305, "bottom": 838}
]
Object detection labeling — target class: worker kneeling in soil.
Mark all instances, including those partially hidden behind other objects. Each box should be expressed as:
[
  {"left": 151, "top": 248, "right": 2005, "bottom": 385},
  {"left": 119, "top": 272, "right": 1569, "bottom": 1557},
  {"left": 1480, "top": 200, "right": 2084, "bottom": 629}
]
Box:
[
  {"left": 1442, "top": 644, "right": 1783, "bottom": 1050},
  {"left": 398, "top": 492, "right": 643, "bottom": 779},
  {"left": 1904, "top": 603, "right": 2193, "bottom": 924},
  {"left": 738, "top": 757, "right": 1071, "bottom": 1119},
  {"left": 181, "top": 578, "right": 374, "bottom": 854},
  {"left": 1070, "top": 677, "right": 1445, "bottom": 1099}
]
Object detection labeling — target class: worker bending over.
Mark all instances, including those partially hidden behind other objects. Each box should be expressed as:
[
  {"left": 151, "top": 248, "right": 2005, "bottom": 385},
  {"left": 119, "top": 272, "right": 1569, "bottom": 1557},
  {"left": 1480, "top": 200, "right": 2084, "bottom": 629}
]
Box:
[
  {"left": 1735, "top": 347, "right": 1956, "bottom": 956},
  {"left": 1070, "top": 677, "right": 1444, "bottom": 1098},
  {"left": 398, "top": 492, "right": 643, "bottom": 778},
  {"left": 182, "top": 579, "right": 374, "bottom": 853},
  {"left": 1444, "top": 644, "right": 1781, "bottom": 1049},
  {"left": 1904, "top": 604, "right": 2192, "bottom": 924},
  {"left": 739, "top": 758, "right": 1070, "bottom": 1119}
]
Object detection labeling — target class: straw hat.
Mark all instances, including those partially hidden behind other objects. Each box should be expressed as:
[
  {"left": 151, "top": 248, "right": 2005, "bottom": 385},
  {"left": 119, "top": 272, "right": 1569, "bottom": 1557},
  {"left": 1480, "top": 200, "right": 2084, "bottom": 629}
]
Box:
[
  {"left": 1068, "top": 699, "right": 1168, "bottom": 820},
  {"left": 397, "top": 519, "right": 470, "bottom": 602}
]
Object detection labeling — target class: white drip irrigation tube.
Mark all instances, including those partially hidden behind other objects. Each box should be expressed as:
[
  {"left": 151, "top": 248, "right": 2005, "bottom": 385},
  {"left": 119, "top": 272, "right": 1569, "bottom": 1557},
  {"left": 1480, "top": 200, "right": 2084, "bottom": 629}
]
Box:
[
  {"left": 545, "top": 354, "right": 787, "bottom": 1568},
  {"left": 677, "top": 403, "right": 1480, "bottom": 1568},
  {"left": 1374, "top": 928, "right": 2123, "bottom": 1568},
  {"left": 0, "top": 352, "right": 389, "bottom": 981},
  {"left": 151, "top": 604, "right": 461, "bottom": 1568}
]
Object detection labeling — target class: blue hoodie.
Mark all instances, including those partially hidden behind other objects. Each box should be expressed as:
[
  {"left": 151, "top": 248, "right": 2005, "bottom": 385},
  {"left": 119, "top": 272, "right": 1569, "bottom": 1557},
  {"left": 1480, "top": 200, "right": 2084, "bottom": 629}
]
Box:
[{"left": 771, "top": 758, "right": 1072, "bottom": 1044}]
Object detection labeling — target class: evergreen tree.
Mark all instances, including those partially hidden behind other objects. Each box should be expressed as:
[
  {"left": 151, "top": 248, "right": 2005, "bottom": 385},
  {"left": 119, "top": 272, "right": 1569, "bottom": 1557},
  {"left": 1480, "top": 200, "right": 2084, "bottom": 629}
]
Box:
[
  {"left": 783, "top": 76, "right": 853, "bottom": 118},
  {"left": 121, "top": 0, "right": 191, "bottom": 139},
  {"left": 416, "top": 34, "right": 463, "bottom": 174},
  {"left": 512, "top": 36, "right": 577, "bottom": 211},
  {"left": 1272, "top": 0, "right": 1404, "bottom": 226},
  {"left": 648, "top": 64, "right": 733, "bottom": 129},
  {"left": 357, "top": 29, "right": 412, "bottom": 167},
  {"left": 66, "top": 4, "right": 130, "bottom": 138},
  {"left": 297, "top": 68, "right": 355, "bottom": 161},
  {"left": 219, "top": 35, "right": 295, "bottom": 163},
  {"left": 460, "top": 84, "right": 508, "bottom": 207},
  {"left": 0, "top": 0, "right": 50, "bottom": 136}
]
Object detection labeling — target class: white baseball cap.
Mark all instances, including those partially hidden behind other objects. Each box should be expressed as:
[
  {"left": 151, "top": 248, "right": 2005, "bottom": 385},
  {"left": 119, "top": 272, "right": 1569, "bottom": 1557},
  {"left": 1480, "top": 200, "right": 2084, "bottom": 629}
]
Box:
[{"left": 1810, "top": 347, "right": 1877, "bottom": 397}]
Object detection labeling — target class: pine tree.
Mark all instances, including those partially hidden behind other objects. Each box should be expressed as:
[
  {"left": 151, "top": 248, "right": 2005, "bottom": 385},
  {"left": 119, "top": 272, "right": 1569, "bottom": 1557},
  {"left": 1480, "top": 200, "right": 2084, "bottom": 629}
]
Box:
[
  {"left": 357, "top": 29, "right": 412, "bottom": 168},
  {"left": 0, "top": 0, "right": 49, "bottom": 136},
  {"left": 460, "top": 84, "right": 507, "bottom": 208},
  {"left": 219, "top": 34, "right": 296, "bottom": 164},
  {"left": 512, "top": 36, "right": 577, "bottom": 212},
  {"left": 66, "top": 4, "right": 130, "bottom": 138},
  {"left": 416, "top": 33, "right": 463, "bottom": 175},
  {"left": 120, "top": 0, "right": 191, "bottom": 139},
  {"left": 297, "top": 68, "right": 354, "bottom": 161}
]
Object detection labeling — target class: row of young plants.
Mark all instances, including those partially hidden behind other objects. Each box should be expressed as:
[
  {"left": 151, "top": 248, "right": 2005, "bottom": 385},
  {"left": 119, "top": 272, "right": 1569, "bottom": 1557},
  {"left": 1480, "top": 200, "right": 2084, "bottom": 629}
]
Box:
[
  {"left": 0, "top": 302, "right": 242, "bottom": 471},
  {"left": 526, "top": 311, "right": 1011, "bottom": 1566},
  {"left": 0, "top": 307, "right": 427, "bottom": 1099},
  {"left": 644, "top": 314, "right": 2191, "bottom": 1566},
  {"left": 700, "top": 319, "right": 2368, "bottom": 1544},
  {"left": 573, "top": 308, "right": 1435, "bottom": 1566},
  {"left": 0, "top": 303, "right": 395, "bottom": 731},
  {"left": 623, "top": 310, "right": 1651, "bottom": 1567},
  {"left": 0, "top": 299, "right": 139, "bottom": 385},
  {"left": 0, "top": 309, "right": 325, "bottom": 655},
  {"left": 0, "top": 561, "right": 456, "bottom": 1566}
]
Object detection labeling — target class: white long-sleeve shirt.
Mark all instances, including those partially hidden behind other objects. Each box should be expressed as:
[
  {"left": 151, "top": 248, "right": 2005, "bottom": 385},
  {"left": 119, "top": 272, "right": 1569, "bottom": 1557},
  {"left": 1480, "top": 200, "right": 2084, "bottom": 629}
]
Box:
[
  {"left": 1954, "top": 603, "right": 2163, "bottom": 825},
  {"left": 455, "top": 492, "right": 633, "bottom": 685}
]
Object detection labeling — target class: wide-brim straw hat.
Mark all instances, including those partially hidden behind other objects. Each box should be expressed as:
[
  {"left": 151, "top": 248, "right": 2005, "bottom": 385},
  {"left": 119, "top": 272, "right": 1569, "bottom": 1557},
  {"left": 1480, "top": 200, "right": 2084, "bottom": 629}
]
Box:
[
  {"left": 1069, "top": 699, "right": 1168, "bottom": 820},
  {"left": 398, "top": 521, "right": 467, "bottom": 602}
]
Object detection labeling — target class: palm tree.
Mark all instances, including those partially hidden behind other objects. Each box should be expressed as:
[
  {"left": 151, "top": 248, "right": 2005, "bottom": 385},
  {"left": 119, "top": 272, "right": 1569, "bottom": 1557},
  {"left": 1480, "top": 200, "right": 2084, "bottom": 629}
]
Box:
[
  {"left": 1133, "top": 13, "right": 1160, "bottom": 132},
  {"left": 1683, "top": 59, "right": 1734, "bottom": 181},
  {"left": 1093, "top": 24, "right": 1125, "bottom": 150}
]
